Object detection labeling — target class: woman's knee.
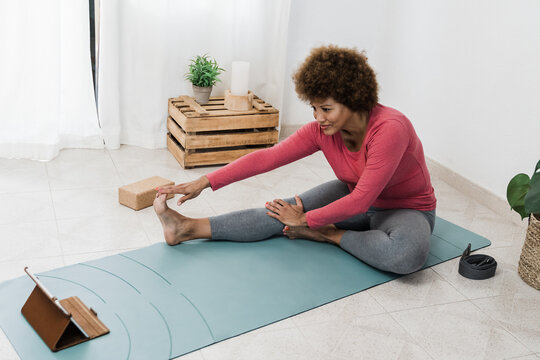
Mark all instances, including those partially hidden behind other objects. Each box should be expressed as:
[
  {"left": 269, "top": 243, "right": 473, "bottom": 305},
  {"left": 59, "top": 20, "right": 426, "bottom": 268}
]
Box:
[
  {"left": 384, "top": 232, "right": 430, "bottom": 274},
  {"left": 387, "top": 247, "right": 429, "bottom": 274},
  {"left": 369, "top": 209, "right": 432, "bottom": 274}
]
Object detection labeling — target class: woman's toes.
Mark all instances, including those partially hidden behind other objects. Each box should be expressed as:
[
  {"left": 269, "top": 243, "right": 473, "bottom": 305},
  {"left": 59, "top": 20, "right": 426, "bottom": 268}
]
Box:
[{"left": 153, "top": 193, "right": 169, "bottom": 215}]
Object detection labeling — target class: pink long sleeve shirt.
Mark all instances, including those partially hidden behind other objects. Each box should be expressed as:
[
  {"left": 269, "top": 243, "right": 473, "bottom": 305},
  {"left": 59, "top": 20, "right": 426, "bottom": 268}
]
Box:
[{"left": 206, "top": 104, "right": 436, "bottom": 228}]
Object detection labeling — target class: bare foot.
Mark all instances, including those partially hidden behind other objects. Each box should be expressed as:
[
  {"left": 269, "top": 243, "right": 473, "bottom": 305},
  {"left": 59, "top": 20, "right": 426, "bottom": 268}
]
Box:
[
  {"left": 153, "top": 193, "right": 197, "bottom": 246},
  {"left": 283, "top": 225, "right": 345, "bottom": 245}
]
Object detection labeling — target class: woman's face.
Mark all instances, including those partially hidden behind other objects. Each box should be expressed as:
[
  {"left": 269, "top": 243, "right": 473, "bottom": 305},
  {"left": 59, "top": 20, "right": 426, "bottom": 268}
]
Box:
[{"left": 310, "top": 98, "right": 355, "bottom": 135}]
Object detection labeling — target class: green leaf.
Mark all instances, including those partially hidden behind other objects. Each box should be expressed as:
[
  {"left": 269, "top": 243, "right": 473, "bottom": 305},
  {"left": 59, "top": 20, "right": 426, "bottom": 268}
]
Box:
[
  {"left": 507, "top": 173, "right": 531, "bottom": 219},
  {"left": 525, "top": 166, "right": 540, "bottom": 215},
  {"left": 184, "top": 53, "right": 225, "bottom": 87}
]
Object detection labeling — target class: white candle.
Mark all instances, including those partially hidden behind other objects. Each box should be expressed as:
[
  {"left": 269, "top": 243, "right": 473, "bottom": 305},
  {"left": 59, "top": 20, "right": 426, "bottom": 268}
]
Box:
[{"left": 231, "top": 61, "right": 250, "bottom": 95}]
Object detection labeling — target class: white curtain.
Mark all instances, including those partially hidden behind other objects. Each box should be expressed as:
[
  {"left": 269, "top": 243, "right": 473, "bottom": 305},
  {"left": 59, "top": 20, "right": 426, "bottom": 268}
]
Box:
[
  {"left": 98, "top": 0, "right": 291, "bottom": 149},
  {"left": 0, "top": 0, "right": 103, "bottom": 160}
]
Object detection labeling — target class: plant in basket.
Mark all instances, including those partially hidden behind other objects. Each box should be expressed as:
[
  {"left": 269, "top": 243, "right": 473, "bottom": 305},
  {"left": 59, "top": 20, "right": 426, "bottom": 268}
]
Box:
[
  {"left": 507, "top": 160, "right": 540, "bottom": 220},
  {"left": 185, "top": 54, "right": 224, "bottom": 105},
  {"left": 507, "top": 159, "right": 540, "bottom": 289}
]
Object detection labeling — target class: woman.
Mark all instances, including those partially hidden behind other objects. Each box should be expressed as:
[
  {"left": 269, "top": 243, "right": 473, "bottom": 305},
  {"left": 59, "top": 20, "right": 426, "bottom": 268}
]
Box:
[{"left": 155, "top": 45, "right": 436, "bottom": 275}]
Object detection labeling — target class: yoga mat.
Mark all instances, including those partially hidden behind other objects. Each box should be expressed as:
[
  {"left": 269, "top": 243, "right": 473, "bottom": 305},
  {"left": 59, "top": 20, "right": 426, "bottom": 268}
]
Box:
[{"left": 0, "top": 217, "right": 490, "bottom": 359}]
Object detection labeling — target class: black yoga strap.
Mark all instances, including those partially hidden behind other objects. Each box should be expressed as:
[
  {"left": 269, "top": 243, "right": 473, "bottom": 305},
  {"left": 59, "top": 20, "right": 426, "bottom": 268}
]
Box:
[{"left": 458, "top": 243, "right": 497, "bottom": 280}]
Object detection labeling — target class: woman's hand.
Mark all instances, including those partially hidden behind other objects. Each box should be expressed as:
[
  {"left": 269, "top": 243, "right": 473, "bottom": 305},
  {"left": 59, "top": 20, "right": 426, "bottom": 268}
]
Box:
[
  {"left": 265, "top": 195, "right": 307, "bottom": 226},
  {"left": 157, "top": 176, "right": 210, "bottom": 205}
]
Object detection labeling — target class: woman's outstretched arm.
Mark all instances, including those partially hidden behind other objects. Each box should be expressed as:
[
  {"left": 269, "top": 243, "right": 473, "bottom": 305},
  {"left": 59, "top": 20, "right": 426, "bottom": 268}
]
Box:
[
  {"left": 206, "top": 122, "right": 321, "bottom": 190},
  {"left": 157, "top": 122, "right": 321, "bottom": 204}
]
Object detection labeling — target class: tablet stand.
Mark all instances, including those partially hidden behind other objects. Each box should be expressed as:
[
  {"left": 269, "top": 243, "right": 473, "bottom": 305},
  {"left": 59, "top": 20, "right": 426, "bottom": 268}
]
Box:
[{"left": 21, "top": 272, "right": 109, "bottom": 352}]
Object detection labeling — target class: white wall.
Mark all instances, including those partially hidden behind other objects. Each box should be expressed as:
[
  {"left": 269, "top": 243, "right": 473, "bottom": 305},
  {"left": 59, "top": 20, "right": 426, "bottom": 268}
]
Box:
[{"left": 281, "top": 0, "right": 540, "bottom": 200}]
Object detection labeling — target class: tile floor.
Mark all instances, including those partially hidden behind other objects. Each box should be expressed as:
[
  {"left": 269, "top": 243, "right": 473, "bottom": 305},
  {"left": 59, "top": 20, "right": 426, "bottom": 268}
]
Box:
[{"left": 0, "top": 146, "right": 539, "bottom": 360}]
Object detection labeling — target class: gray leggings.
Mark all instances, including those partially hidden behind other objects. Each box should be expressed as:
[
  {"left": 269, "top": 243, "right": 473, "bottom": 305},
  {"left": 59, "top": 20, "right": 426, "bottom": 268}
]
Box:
[{"left": 209, "top": 180, "right": 435, "bottom": 274}]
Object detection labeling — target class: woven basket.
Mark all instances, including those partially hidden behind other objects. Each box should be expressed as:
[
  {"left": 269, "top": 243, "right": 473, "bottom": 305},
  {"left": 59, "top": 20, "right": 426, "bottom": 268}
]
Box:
[{"left": 518, "top": 213, "right": 540, "bottom": 290}]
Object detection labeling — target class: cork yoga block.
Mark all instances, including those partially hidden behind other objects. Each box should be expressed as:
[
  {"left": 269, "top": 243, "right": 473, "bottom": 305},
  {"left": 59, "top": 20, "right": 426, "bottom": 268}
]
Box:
[{"left": 118, "top": 176, "right": 175, "bottom": 210}]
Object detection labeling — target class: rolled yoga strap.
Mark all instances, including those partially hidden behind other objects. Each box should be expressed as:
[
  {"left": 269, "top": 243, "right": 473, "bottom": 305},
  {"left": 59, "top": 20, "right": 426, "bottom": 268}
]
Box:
[{"left": 458, "top": 243, "right": 497, "bottom": 280}]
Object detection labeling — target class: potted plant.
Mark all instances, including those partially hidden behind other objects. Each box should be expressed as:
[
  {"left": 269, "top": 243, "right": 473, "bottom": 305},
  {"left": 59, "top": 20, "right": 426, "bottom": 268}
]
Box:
[
  {"left": 507, "top": 159, "right": 540, "bottom": 289},
  {"left": 185, "top": 54, "right": 224, "bottom": 104}
]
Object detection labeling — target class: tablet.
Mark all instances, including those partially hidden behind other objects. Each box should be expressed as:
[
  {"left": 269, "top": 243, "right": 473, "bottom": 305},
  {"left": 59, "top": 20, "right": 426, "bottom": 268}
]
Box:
[{"left": 24, "top": 267, "right": 89, "bottom": 338}]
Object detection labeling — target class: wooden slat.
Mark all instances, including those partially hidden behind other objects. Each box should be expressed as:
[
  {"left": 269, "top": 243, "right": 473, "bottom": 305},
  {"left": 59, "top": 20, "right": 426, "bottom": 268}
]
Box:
[
  {"left": 181, "top": 113, "right": 279, "bottom": 132},
  {"left": 167, "top": 117, "right": 187, "bottom": 148},
  {"left": 184, "top": 148, "right": 262, "bottom": 167},
  {"left": 185, "top": 130, "right": 278, "bottom": 149},
  {"left": 179, "top": 96, "right": 209, "bottom": 115},
  {"left": 182, "top": 105, "right": 226, "bottom": 111},
  {"left": 167, "top": 135, "right": 186, "bottom": 167},
  {"left": 252, "top": 99, "right": 269, "bottom": 111},
  {"left": 170, "top": 98, "right": 225, "bottom": 109},
  {"left": 167, "top": 134, "right": 271, "bottom": 168},
  {"left": 60, "top": 297, "right": 109, "bottom": 339},
  {"left": 182, "top": 108, "right": 278, "bottom": 117}
]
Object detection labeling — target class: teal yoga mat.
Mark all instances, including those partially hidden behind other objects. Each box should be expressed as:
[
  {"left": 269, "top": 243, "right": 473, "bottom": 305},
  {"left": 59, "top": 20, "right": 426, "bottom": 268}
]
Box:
[{"left": 0, "top": 217, "right": 490, "bottom": 359}]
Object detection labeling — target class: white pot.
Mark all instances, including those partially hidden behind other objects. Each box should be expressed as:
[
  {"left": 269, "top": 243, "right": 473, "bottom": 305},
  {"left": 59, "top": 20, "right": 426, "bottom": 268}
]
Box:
[{"left": 192, "top": 85, "right": 213, "bottom": 104}]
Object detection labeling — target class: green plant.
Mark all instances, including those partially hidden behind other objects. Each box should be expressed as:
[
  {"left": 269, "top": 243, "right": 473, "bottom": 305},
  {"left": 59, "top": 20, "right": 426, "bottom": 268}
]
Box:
[
  {"left": 507, "top": 160, "right": 540, "bottom": 219},
  {"left": 184, "top": 54, "right": 224, "bottom": 88}
]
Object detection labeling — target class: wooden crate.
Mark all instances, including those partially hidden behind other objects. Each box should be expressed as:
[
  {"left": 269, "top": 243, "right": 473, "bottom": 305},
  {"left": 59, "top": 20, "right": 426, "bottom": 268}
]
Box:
[{"left": 167, "top": 94, "right": 279, "bottom": 168}]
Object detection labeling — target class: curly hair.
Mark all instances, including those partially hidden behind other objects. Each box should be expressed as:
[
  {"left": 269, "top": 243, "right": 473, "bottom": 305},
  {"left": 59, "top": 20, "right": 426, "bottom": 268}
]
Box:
[{"left": 292, "top": 45, "right": 379, "bottom": 113}]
